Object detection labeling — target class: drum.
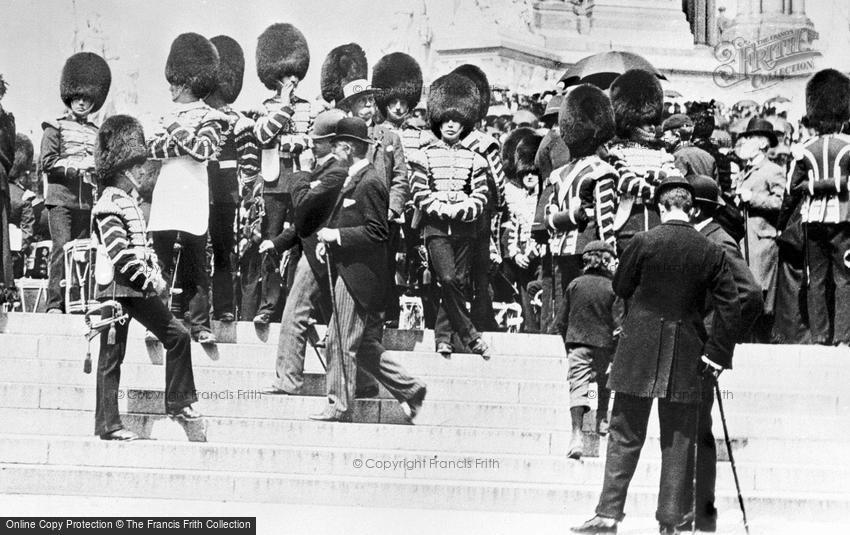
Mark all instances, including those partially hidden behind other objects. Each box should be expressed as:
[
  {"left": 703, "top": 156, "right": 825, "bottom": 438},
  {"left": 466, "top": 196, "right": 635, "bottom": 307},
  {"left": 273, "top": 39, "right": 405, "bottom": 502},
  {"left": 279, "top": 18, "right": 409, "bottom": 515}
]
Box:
[
  {"left": 398, "top": 295, "right": 425, "bottom": 331},
  {"left": 63, "top": 238, "right": 99, "bottom": 314},
  {"left": 25, "top": 240, "right": 51, "bottom": 279}
]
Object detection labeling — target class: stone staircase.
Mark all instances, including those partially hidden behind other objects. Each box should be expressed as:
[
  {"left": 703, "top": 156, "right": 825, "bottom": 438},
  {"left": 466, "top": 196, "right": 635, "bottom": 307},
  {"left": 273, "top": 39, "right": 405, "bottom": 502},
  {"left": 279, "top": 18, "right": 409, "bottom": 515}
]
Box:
[{"left": 0, "top": 312, "right": 848, "bottom": 528}]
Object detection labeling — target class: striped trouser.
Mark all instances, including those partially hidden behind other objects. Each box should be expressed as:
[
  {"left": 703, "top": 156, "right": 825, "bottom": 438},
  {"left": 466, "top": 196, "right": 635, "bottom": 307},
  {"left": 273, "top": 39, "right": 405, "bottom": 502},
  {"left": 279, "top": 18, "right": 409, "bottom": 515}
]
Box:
[{"left": 325, "top": 275, "right": 425, "bottom": 416}]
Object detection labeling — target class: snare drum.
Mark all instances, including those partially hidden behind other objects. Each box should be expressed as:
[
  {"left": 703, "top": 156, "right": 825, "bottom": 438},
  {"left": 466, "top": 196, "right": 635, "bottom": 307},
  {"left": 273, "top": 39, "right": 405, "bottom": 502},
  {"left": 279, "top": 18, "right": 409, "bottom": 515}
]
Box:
[
  {"left": 25, "top": 240, "right": 52, "bottom": 279},
  {"left": 63, "top": 238, "right": 99, "bottom": 314}
]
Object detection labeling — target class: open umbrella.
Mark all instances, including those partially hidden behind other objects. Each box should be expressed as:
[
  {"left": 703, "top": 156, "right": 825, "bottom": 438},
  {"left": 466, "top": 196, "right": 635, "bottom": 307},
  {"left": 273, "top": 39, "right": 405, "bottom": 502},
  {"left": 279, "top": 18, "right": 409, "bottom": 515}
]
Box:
[
  {"left": 664, "top": 89, "right": 683, "bottom": 99},
  {"left": 733, "top": 99, "right": 758, "bottom": 109},
  {"left": 558, "top": 51, "right": 666, "bottom": 90},
  {"left": 764, "top": 95, "right": 791, "bottom": 106}
]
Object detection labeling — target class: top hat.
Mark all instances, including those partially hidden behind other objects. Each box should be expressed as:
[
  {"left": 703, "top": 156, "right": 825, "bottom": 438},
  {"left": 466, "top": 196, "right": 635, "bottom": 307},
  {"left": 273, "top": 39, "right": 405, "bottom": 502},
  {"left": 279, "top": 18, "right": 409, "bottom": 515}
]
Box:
[
  {"left": 738, "top": 117, "right": 778, "bottom": 147},
  {"left": 333, "top": 116, "right": 373, "bottom": 144}
]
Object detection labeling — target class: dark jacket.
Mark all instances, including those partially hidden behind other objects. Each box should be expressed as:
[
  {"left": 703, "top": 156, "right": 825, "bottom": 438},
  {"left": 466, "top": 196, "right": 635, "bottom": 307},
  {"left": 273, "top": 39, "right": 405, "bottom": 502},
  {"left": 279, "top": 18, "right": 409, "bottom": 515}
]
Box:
[
  {"left": 535, "top": 128, "right": 570, "bottom": 184},
  {"left": 326, "top": 162, "right": 389, "bottom": 312},
  {"left": 609, "top": 220, "right": 740, "bottom": 403},
  {"left": 699, "top": 220, "right": 763, "bottom": 333},
  {"left": 673, "top": 144, "right": 717, "bottom": 179},
  {"left": 558, "top": 268, "right": 620, "bottom": 349},
  {"left": 9, "top": 181, "right": 35, "bottom": 251},
  {"left": 368, "top": 123, "right": 408, "bottom": 217},
  {"left": 40, "top": 116, "right": 97, "bottom": 209},
  {"left": 291, "top": 156, "right": 348, "bottom": 279}
]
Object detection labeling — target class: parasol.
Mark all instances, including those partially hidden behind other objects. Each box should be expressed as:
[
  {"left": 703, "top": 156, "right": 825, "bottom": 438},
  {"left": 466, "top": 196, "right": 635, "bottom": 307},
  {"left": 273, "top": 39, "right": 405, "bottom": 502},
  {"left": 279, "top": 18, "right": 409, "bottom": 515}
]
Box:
[{"left": 558, "top": 51, "right": 666, "bottom": 90}]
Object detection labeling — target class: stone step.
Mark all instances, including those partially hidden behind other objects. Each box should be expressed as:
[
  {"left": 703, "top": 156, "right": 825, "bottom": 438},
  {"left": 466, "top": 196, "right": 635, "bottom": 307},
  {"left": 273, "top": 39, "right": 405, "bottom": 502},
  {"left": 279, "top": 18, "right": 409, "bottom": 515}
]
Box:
[
  {"left": 0, "top": 357, "right": 572, "bottom": 406},
  {"left": 2, "top": 462, "right": 847, "bottom": 519},
  {"left": 0, "top": 312, "right": 566, "bottom": 357},
  {"left": 3, "top": 433, "right": 847, "bottom": 494},
  {"left": 5, "top": 406, "right": 846, "bottom": 465},
  {"left": 5, "top": 381, "right": 850, "bottom": 440},
  {"left": 0, "top": 334, "right": 569, "bottom": 381},
  {"left": 2, "top": 356, "right": 846, "bottom": 416}
]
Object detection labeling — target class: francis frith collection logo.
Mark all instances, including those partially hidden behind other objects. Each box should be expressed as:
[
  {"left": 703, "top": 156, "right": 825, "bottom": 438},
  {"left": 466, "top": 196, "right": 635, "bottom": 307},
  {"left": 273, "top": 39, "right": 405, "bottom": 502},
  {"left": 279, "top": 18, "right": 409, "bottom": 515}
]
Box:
[{"left": 713, "top": 27, "right": 821, "bottom": 90}]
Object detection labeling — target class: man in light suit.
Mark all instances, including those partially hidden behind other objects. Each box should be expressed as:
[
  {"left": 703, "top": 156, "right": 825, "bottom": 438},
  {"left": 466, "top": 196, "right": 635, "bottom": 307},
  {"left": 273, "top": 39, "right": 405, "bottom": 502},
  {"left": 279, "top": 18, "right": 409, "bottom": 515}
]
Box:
[
  {"left": 309, "top": 117, "right": 426, "bottom": 423},
  {"left": 734, "top": 117, "right": 786, "bottom": 324},
  {"left": 572, "top": 176, "right": 740, "bottom": 535}
]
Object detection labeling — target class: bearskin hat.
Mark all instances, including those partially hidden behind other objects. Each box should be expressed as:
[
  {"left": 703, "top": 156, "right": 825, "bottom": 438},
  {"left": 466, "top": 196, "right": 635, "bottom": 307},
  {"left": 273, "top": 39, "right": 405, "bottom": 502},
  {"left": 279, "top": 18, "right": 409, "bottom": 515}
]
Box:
[
  {"left": 451, "top": 64, "right": 490, "bottom": 122},
  {"left": 60, "top": 52, "right": 111, "bottom": 113},
  {"left": 609, "top": 69, "right": 663, "bottom": 137},
  {"left": 165, "top": 33, "right": 220, "bottom": 98},
  {"left": 320, "top": 43, "right": 368, "bottom": 105},
  {"left": 427, "top": 73, "right": 480, "bottom": 138},
  {"left": 95, "top": 115, "right": 148, "bottom": 180},
  {"left": 515, "top": 133, "right": 543, "bottom": 179},
  {"left": 256, "top": 23, "right": 310, "bottom": 90},
  {"left": 560, "top": 84, "right": 616, "bottom": 159},
  {"left": 806, "top": 69, "right": 850, "bottom": 133},
  {"left": 501, "top": 127, "right": 540, "bottom": 182},
  {"left": 209, "top": 35, "right": 244, "bottom": 104},
  {"left": 10, "top": 134, "right": 33, "bottom": 180},
  {"left": 372, "top": 52, "right": 422, "bottom": 116}
]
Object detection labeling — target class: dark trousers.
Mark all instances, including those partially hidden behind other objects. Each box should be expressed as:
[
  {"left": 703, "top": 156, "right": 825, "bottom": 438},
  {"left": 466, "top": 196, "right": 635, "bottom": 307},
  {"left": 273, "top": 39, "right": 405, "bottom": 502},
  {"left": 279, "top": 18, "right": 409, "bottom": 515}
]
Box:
[
  {"left": 240, "top": 193, "right": 286, "bottom": 320},
  {"left": 683, "top": 379, "right": 717, "bottom": 529},
  {"left": 95, "top": 296, "right": 197, "bottom": 436},
  {"left": 152, "top": 230, "right": 212, "bottom": 336},
  {"left": 772, "top": 241, "right": 811, "bottom": 344},
  {"left": 596, "top": 393, "right": 697, "bottom": 526},
  {"left": 503, "top": 258, "right": 539, "bottom": 333},
  {"left": 209, "top": 203, "right": 237, "bottom": 318},
  {"left": 428, "top": 235, "right": 479, "bottom": 348},
  {"left": 46, "top": 205, "right": 91, "bottom": 311},
  {"left": 805, "top": 223, "right": 850, "bottom": 344},
  {"left": 383, "top": 222, "right": 402, "bottom": 325},
  {"left": 540, "top": 253, "right": 583, "bottom": 334},
  {"left": 470, "top": 227, "right": 499, "bottom": 332}
]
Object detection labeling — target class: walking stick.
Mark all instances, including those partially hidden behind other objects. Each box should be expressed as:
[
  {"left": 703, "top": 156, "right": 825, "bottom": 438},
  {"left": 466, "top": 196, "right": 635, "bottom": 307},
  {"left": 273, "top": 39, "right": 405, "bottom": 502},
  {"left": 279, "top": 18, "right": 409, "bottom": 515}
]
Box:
[
  {"left": 691, "top": 374, "right": 702, "bottom": 535},
  {"left": 324, "top": 247, "right": 348, "bottom": 400},
  {"left": 742, "top": 204, "right": 751, "bottom": 266},
  {"left": 715, "top": 379, "right": 751, "bottom": 535},
  {"left": 168, "top": 232, "right": 184, "bottom": 313}
]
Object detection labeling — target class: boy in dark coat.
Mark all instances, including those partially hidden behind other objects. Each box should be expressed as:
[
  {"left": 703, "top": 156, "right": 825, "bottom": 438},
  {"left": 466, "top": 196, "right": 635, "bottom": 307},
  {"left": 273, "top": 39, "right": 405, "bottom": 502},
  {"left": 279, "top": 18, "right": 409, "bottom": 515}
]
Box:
[{"left": 559, "top": 240, "right": 619, "bottom": 460}]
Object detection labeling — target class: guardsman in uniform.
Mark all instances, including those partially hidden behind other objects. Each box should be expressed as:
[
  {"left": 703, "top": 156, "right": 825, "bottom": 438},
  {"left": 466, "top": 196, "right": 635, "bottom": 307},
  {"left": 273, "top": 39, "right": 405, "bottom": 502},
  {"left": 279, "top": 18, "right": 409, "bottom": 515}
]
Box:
[
  {"left": 542, "top": 84, "right": 620, "bottom": 334},
  {"left": 605, "top": 69, "right": 683, "bottom": 254},
  {"left": 785, "top": 69, "right": 850, "bottom": 345},
  {"left": 40, "top": 52, "right": 111, "bottom": 313},
  {"left": 408, "top": 73, "right": 490, "bottom": 359},
  {"left": 371, "top": 52, "right": 433, "bottom": 314},
  {"left": 92, "top": 115, "right": 200, "bottom": 441},
  {"left": 147, "top": 33, "right": 226, "bottom": 344},
  {"left": 205, "top": 35, "right": 260, "bottom": 323},
  {"left": 248, "top": 22, "right": 313, "bottom": 325},
  {"left": 452, "top": 64, "right": 505, "bottom": 332},
  {"left": 8, "top": 134, "right": 35, "bottom": 278}
]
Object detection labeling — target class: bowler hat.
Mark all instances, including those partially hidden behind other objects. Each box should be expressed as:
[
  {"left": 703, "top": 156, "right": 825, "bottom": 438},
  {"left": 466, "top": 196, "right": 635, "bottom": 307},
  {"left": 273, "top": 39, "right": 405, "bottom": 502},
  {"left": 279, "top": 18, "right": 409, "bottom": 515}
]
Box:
[
  {"left": 333, "top": 116, "right": 373, "bottom": 144},
  {"left": 738, "top": 117, "right": 778, "bottom": 147},
  {"left": 661, "top": 113, "right": 693, "bottom": 132},
  {"left": 310, "top": 109, "right": 347, "bottom": 140},
  {"left": 690, "top": 175, "right": 725, "bottom": 206},
  {"left": 582, "top": 240, "right": 615, "bottom": 255},
  {"left": 654, "top": 174, "right": 694, "bottom": 203}
]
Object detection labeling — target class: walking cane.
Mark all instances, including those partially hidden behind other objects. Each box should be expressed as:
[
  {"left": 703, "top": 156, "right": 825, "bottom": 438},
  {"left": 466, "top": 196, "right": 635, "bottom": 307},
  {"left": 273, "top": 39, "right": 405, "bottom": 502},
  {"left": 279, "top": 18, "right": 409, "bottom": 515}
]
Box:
[
  {"left": 168, "top": 233, "right": 184, "bottom": 312},
  {"left": 715, "top": 380, "right": 751, "bottom": 535},
  {"left": 324, "top": 247, "right": 348, "bottom": 400},
  {"left": 742, "top": 204, "right": 751, "bottom": 266},
  {"left": 691, "top": 374, "right": 702, "bottom": 535}
]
